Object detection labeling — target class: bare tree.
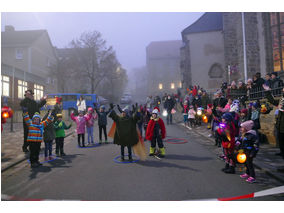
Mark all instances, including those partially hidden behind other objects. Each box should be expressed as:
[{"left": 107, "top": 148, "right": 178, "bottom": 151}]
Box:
[{"left": 69, "top": 31, "right": 116, "bottom": 94}]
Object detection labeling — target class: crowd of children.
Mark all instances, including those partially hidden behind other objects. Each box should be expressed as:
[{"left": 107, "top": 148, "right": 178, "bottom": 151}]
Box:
[{"left": 179, "top": 87, "right": 261, "bottom": 183}]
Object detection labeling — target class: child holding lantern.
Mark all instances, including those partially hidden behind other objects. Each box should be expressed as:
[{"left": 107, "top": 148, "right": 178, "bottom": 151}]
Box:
[{"left": 235, "top": 120, "right": 259, "bottom": 183}]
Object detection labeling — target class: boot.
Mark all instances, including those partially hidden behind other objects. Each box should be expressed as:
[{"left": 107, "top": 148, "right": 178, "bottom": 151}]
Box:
[
  {"left": 128, "top": 155, "right": 133, "bottom": 161},
  {"left": 221, "top": 163, "right": 229, "bottom": 172},
  {"left": 159, "top": 147, "right": 165, "bottom": 158},
  {"left": 149, "top": 147, "right": 155, "bottom": 156},
  {"left": 224, "top": 166, "right": 235, "bottom": 174}
]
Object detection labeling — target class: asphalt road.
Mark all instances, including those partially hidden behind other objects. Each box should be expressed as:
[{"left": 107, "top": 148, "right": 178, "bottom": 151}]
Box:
[{"left": 2, "top": 119, "right": 284, "bottom": 201}]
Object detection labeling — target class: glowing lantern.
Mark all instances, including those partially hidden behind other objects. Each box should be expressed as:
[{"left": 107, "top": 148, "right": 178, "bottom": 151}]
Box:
[
  {"left": 197, "top": 109, "right": 202, "bottom": 116},
  {"left": 202, "top": 115, "right": 208, "bottom": 123},
  {"left": 260, "top": 104, "right": 267, "bottom": 113},
  {"left": 237, "top": 150, "right": 247, "bottom": 163},
  {"left": 162, "top": 110, "right": 168, "bottom": 117},
  {"left": 2, "top": 111, "right": 9, "bottom": 118}
]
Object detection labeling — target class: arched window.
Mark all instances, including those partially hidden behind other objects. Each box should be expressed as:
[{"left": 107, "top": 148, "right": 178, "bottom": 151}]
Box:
[{"left": 208, "top": 63, "right": 224, "bottom": 78}]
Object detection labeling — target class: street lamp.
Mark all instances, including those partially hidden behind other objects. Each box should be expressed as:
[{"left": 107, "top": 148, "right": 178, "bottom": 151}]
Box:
[
  {"left": 159, "top": 83, "right": 163, "bottom": 90},
  {"left": 171, "top": 83, "right": 175, "bottom": 89}
]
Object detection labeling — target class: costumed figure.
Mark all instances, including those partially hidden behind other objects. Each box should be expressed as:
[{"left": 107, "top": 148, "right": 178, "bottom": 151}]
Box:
[
  {"left": 108, "top": 103, "right": 146, "bottom": 161},
  {"left": 145, "top": 108, "right": 166, "bottom": 158},
  {"left": 217, "top": 112, "right": 237, "bottom": 174}
]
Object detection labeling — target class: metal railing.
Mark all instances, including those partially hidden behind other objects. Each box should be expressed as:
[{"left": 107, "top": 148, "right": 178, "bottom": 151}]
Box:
[{"left": 225, "top": 86, "right": 283, "bottom": 101}]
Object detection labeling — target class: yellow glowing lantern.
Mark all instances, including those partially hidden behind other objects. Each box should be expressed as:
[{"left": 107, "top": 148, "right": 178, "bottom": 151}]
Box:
[
  {"left": 202, "top": 115, "right": 208, "bottom": 123},
  {"left": 2, "top": 111, "right": 9, "bottom": 118},
  {"left": 260, "top": 104, "right": 267, "bottom": 113},
  {"left": 237, "top": 150, "right": 247, "bottom": 163}
]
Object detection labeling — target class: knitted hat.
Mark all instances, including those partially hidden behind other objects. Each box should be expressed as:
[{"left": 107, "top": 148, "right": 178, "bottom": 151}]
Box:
[
  {"left": 207, "top": 104, "right": 213, "bottom": 108},
  {"left": 32, "top": 112, "right": 41, "bottom": 120},
  {"left": 222, "top": 112, "right": 233, "bottom": 122},
  {"left": 240, "top": 108, "right": 248, "bottom": 115},
  {"left": 100, "top": 105, "right": 105, "bottom": 109},
  {"left": 240, "top": 120, "right": 254, "bottom": 131},
  {"left": 88, "top": 107, "right": 93, "bottom": 112}
]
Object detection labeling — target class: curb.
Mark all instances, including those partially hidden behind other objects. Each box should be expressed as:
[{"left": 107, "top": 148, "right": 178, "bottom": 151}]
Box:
[
  {"left": 1, "top": 131, "right": 74, "bottom": 173},
  {"left": 178, "top": 123, "right": 284, "bottom": 184}
]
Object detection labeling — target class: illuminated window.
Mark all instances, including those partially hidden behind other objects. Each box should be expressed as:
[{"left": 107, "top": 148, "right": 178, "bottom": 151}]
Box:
[
  {"left": 171, "top": 83, "right": 175, "bottom": 89},
  {"left": 1, "top": 75, "right": 10, "bottom": 97},
  {"left": 270, "top": 12, "right": 284, "bottom": 72},
  {"left": 159, "top": 83, "right": 163, "bottom": 90},
  {"left": 34, "top": 84, "right": 44, "bottom": 100},
  {"left": 18, "top": 80, "right": 27, "bottom": 99}
]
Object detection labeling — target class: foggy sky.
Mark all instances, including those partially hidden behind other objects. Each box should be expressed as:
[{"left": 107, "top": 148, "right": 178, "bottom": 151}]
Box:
[{"left": 1, "top": 12, "right": 204, "bottom": 72}]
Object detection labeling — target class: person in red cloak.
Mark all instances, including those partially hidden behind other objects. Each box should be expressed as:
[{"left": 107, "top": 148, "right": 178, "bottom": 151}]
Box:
[{"left": 145, "top": 107, "right": 166, "bottom": 157}]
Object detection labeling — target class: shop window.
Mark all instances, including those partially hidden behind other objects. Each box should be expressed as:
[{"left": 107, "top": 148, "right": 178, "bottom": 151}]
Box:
[
  {"left": 18, "top": 80, "right": 27, "bottom": 99},
  {"left": 1, "top": 75, "right": 10, "bottom": 97},
  {"left": 34, "top": 84, "right": 44, "bottom": 101}
]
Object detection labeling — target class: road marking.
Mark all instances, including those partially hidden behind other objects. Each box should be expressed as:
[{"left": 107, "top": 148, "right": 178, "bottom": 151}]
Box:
[{"left": 184, "top": 185, "right": 284, "bottom": 201}]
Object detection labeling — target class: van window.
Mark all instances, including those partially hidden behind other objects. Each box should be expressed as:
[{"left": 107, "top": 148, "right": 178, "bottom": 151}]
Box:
[
  {"left": 62, "top": 95, "right": 77, "bottom": 101},
  {"left": 84, "top": 95, "right": 93, "bottom": 101}
]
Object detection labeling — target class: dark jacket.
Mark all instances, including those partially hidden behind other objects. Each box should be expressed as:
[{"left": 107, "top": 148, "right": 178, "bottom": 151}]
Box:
[
  {"left": 42, "top": 111, "right": 56, "bottom": 142},
  {"left": 213, "top": 97, "right": 227, "bottom": 117},
  {"left": 271, "top": 77, "right": 284, "bottom": 89},
  {"left": 192, "top": 96, "right": 202, "bottom": 109},
  {"left": 164, "top": 98, "right": 175, "bottom": 112},
  {"left": 238, "top": 130, "right": 259, "bottom": 157},
  {"left": 95, "top": 108, "right": 111, "bottom": 126},
  {"left": 109, "top": 110, "right": 139, "bottom": 147},
  {"left": 20, "top": 98, "right": 46, "bottom": 119},
  {"left": 253, "top": 77, "right": 265, "bottom": 89},
  {"left": 42, "top": 104, "right": 61, "bottom": 141},
  {"left": 201, "top": 94, "right": 210, "bottom": 109},
  {"left": 265, "top": 91, "right": 284, "bottom": 133}
]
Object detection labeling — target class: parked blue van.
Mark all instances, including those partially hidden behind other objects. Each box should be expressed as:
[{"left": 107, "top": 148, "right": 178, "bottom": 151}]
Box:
[{"left": 45, "top": 93, "right": 98, "bottom": 112}]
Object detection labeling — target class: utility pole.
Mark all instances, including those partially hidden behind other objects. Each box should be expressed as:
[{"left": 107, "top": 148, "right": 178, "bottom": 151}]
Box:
[{"left": 241, "top": 12, "right": 248, "bottom": 83}]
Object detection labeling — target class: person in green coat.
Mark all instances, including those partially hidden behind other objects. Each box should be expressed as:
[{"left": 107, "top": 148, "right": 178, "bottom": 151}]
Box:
[
  {"left": 54, "top": 114, "right": 72, "bottom": 156},
  {"left": 109, "top": 103, "right": 139, "bottom": 161}
]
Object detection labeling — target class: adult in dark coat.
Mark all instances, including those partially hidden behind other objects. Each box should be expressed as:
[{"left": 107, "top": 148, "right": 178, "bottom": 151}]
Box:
[
  {"left": 109, "top": 103, "right": 139, "bottom": 161},
  {"left": 263, "top": 85, "right": 284, "bottom": 159},
  {"left": 164, "top": 95, "right": 175, "bottom": 125},
  {"left": 271, "top": 72, "right": 284, "bottom": 96},
  {"left": 20, "top": 89, "right": 47, "bottom": 152}
]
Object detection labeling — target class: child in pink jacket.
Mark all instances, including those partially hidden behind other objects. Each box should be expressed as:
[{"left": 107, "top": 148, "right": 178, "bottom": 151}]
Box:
[
  {"left": 85, "top": 107, "right": 98, "bottom": 145},
  {"left": 71, "top": 110, "right": 92, "bottom": 147}
]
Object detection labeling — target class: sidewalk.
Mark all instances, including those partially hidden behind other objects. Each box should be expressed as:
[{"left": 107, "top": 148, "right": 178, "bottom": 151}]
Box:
[
  {"left": 178, "top": 122, "right": 284, "bottom": 183},
  {"left": 1, "top": 122, "right": 75, "bottom": 172}
]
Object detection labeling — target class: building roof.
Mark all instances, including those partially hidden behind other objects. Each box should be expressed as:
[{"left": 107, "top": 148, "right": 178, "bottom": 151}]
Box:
[
  {"left": 182, "top": 12, "right": 223, "bottom": 36},
  {"left": 146, "top": 40, "right": 182, "bottom": 59},
  {"left": 1, "top": 27, "right": 46, "bottom": 46}
]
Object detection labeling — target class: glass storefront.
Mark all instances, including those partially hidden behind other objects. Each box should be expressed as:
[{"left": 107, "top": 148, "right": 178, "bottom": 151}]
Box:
[{"left": 270, "top": 12, "right": 284, "bottom": 72}]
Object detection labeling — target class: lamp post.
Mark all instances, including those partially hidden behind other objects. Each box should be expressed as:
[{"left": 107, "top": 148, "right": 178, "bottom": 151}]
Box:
[{"left": 241, "top": 12, "right": 248, "bottom": 83}]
